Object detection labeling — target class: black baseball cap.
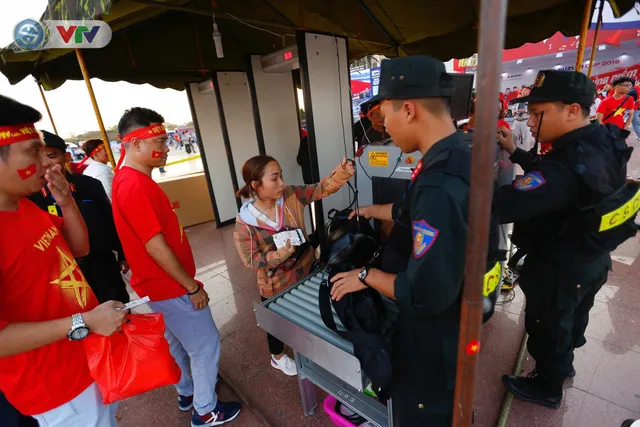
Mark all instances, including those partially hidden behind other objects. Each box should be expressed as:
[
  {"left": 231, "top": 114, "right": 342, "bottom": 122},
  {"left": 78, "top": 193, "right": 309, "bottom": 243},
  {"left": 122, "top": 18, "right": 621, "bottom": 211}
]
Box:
[
  {"left": 40, "top": 130, "right": 67, "bottom": 152},
  {"left": 369, "top": 55, "right": 455, "bottom": 104},
  {"left": 511, "top": 70, "right": 596, "bottom": 107}
]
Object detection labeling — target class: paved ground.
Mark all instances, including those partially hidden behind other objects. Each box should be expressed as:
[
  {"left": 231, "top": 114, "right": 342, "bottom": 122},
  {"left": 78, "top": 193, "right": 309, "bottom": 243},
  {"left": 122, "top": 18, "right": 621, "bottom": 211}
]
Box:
[{"left": 115, "top": 136, "right": 640, "bottom": 427}]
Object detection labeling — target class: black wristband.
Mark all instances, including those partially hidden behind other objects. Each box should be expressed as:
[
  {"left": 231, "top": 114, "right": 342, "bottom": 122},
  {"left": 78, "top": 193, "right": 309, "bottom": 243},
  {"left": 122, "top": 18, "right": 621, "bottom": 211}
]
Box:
[{"left": 187, "top": 282, "right": 201, "bottom": 295}]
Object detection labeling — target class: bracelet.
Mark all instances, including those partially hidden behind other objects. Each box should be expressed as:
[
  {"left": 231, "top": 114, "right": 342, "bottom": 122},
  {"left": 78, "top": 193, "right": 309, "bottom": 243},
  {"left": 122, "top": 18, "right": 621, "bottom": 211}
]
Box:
[{"left": 187, "top": 282, "right": 201, "bottom": 295}]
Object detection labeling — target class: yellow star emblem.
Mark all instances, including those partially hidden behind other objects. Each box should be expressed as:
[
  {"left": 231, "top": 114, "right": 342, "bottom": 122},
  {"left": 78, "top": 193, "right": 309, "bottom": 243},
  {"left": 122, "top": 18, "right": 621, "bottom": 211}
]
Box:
[
  {"left": 470, "top": 344, "right": 479, "bottom": 353},
  {"left": 25, "top": 170, "right": 31, "bottom": 175},
  {"left": 50, "top": 247, "right": 91, "bottom": 309},
  {"left": 614, "top": 108, "right": 625, "bottom": 117}
]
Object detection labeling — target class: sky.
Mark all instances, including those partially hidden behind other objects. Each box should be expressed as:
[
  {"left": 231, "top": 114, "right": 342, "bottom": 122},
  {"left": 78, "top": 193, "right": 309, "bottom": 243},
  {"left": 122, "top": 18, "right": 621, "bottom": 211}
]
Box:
[{"left": 0, "top": 0, "right": 193, "bottom": 138}]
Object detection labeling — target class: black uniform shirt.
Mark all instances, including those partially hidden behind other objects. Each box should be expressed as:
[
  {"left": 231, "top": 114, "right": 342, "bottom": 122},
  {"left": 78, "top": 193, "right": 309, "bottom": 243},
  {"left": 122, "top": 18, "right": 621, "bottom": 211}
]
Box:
[
  {"left": 496, "top": 123, "right": 625, "bottom": 261},
  {"left": 29, "top": 173, "right": 125, "bottom": 259},
  {"left": 393, "top": 132, "right": 470, "bottom": 317}
]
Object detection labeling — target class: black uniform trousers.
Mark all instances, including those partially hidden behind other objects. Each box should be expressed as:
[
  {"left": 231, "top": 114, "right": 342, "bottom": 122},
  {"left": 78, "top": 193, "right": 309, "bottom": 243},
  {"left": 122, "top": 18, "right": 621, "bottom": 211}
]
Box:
[
  {"left": 77, "top": 251, "right": 130, "bottom": 304},
  {"left": 519, "top": 253, "right": 610, "bottom": 379}
]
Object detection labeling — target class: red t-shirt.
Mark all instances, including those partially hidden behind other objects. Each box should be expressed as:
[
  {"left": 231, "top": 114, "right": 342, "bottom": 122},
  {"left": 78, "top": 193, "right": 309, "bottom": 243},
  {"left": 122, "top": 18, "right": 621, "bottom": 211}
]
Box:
[
  {"left": 0, "top": 199, "right": 98, "bottom": 415},
  {"left": 112, "top": 167, "right": 194, "bottom": 301},
  {"left": 597, "top": 95, "right": 635, "bottom": 129}
]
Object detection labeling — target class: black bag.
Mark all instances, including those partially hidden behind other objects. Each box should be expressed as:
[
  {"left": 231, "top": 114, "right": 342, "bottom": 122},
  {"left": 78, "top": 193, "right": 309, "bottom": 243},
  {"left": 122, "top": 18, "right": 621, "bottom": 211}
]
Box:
[{"left": 318, "top": 209, "right": 393, "bottom": 396}]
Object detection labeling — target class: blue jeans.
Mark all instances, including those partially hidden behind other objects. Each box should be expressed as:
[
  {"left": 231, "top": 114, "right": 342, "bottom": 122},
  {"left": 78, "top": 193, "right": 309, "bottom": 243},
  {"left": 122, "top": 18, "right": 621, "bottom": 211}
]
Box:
[
  {"left": 633, "top": 110, "right": 640, "bottom": 139},
  {"left": 148, "top": 295, "right": 220, "bottom": 415}
]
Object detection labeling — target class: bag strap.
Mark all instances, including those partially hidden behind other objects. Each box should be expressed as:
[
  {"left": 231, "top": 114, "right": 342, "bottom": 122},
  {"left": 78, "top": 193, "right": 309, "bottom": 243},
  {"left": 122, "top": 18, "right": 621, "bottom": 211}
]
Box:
[
  {"left": 318, "top": 277, "right": 391, "bottom": 349},
  {"left": 602, "top": 95, "right": 630, "bottom": 123}
]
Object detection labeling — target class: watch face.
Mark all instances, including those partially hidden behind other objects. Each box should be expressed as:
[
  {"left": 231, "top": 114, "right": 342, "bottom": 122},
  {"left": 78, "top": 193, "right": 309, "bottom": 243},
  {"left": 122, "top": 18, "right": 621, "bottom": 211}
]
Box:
[
  {"left": 70, "top": 326, "right": 90, "bottom": 341},
  {"left": 359, "top": 268, "right": 367, "bottom": 280}
]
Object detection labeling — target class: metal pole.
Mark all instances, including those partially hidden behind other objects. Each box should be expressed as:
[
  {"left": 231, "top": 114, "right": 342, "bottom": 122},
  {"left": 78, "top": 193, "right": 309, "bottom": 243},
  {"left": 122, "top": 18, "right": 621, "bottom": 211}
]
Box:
[
  {"left": 75, "top": 48, "right": 116, "bottom": 168},
  {"left": 575, "top": 0, "right": 594, "bottom": 69},
  {"left": 587, "top": 1, "right": 604, "bottom": 77},
  {"left": 452, "top": 0, "right": 507, "bottom": 424},
  {"left": 37, "top": 81, "right": 59, "bottom": 136}
]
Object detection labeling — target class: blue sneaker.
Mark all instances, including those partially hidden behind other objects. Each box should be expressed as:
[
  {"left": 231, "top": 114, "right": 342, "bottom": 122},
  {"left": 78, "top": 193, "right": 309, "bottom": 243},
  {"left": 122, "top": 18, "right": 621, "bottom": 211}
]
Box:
[
  {"left": 178, "top": 394, "right": 194, "bottom": 412},
  {"left": 191, "top": 401, "right": 242, "bottom": 426}
]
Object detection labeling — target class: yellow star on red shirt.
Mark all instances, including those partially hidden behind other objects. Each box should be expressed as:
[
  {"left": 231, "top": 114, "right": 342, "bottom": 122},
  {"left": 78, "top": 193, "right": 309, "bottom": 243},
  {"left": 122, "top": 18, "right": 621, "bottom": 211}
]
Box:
[{"left": 50, "top": 247, "right": 91, "bottom": 309}]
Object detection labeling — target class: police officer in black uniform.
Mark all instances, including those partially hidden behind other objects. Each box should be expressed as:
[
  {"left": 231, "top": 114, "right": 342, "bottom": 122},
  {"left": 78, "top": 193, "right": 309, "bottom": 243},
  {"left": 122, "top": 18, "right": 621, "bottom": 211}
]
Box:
[
  {"left": 330, "top": 55, "right": 498, "bottom": 426},
  {"left": 29, "top": 131, "right": 130, "bottom": 304},
  {"left": 495, "top": 70, "right": 637, "bottom": 408}
]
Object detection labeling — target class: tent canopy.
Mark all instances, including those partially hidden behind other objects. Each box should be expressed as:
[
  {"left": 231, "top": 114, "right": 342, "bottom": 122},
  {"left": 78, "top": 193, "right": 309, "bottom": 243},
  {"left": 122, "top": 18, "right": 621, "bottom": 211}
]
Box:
[{"left": 0, "top": 0, "right": 636, "bottom": 90}]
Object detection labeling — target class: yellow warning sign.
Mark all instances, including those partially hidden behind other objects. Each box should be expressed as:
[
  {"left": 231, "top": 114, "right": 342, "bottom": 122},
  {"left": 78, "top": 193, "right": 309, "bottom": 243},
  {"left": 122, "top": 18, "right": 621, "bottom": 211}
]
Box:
[{"left": 368, "top": 151, "right": 389, "bottom": 167}]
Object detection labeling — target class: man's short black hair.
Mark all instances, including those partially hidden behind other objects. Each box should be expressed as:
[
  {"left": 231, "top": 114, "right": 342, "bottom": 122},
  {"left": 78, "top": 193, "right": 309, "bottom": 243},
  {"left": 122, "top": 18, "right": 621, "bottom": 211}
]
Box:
[
  {"left": 0, "top": 95, "right": 42, "bottom": 161},
  {"left": 392, "top": 98, "right": 451, "bottom": 117},
  {"left": 612, "top": 76, "right": 636, "bottom": 87},
  {"left": 117, "top": 107, "right": 165, "bottom": 140}
]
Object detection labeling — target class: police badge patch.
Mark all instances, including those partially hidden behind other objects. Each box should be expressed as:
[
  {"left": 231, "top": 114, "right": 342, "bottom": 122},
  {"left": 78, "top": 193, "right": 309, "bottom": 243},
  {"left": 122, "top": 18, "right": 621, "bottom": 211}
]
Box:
[
  {"left": 412, "top": 220, "right": 439, "bottom": 258},
  {"left": 514, "top": 171, "right": 546, "bottom": 191}
]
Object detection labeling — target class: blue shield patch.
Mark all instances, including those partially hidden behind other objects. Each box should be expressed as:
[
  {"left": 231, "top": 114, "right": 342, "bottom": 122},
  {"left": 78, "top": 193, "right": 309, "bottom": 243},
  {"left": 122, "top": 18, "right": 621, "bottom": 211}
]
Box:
[
  {"left": 412, "top": 220, "right": 439, "bottom": 259},
  {"left": 514, "top": 171, "right": 546, "bottom": 191}
]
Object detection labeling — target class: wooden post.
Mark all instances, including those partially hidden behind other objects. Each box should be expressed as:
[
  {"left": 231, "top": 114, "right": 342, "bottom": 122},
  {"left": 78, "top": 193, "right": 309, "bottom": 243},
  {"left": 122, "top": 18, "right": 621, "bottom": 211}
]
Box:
[
  {"left": 587, "top": 1, "right": 604, "bottom": 77},
  {"left": 452, "top": 0, "right": 508, "bottom": 424},
  {"left": 75, "top": 48, "right": 116, "bottom": 168},
  {"left": 576, "top": 0, "right": 594, "bottom": 69},
  {"left": 37, "top": 81, "right": 59, "bottom": 136}
]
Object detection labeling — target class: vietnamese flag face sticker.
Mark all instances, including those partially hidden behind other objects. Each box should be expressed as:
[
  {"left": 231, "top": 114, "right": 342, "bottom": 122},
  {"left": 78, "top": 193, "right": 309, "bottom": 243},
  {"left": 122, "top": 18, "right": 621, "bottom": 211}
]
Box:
[
  {"left": 151, "top": 151, "right": 164, "bottom": 159},
  {"left": 17, "top": 163, "right": 37, "bottom": 180}
]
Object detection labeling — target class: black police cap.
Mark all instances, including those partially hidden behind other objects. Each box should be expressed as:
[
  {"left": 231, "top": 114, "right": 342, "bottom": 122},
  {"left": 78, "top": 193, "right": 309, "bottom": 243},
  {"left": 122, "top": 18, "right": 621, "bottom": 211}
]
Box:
[
  {"left": 41, "top": 130, "right": 67, "bottom": 153},
  {"left": 512, "top": 70, "right": 596, "bottom": 107},
  {"left": 369, "top": 55, "right": 455, "bottom": 104}
]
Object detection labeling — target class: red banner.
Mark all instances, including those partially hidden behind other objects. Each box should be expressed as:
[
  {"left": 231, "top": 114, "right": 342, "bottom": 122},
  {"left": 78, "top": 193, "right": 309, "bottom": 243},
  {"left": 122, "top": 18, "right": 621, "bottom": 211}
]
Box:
[
  {"left": 591, "top": 64, "right": 640, "bottom": 90},
  {"left": 455, "top": 28, "right": 640, "bottom": 71}
]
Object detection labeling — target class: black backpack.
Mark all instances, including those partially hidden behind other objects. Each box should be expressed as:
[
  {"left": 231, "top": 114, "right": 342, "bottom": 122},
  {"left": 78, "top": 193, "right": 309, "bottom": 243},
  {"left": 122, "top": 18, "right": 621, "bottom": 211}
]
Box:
[
  {"left": 567, "top": 124, "right": 639, "bottom": 254},
  {"left": 318, "top": 209, "right": 394, "bottom": 397}
]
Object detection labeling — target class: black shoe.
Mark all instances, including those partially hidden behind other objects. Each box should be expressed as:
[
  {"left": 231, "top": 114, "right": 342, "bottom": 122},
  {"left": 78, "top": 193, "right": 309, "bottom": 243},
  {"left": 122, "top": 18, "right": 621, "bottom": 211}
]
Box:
[
  {"left": 621, "top": 420, "right": 639, "bottom": 427},
  {"left": 502, "top": 370, "right": 563, "bottom": 409}
]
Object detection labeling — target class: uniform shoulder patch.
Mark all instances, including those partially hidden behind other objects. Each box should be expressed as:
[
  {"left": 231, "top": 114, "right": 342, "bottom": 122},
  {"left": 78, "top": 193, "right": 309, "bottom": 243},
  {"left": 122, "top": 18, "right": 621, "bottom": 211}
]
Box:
[
  {"left": 412, "top": 220, "right": 439, "bottom": 259},
  {"left": 514, "top": 171, "right": 546, "bottom": 191}
]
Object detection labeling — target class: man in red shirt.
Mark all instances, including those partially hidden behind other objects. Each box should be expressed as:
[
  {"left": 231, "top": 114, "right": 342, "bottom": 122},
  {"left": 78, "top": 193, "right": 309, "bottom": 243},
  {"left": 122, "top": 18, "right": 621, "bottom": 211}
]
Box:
[
  {"left": 0, "top": 95, "right": 126, "bottom": 427},
  {"left": 596, "top": 76, "right": 635, "bottom": 131},
  {"left": 112, "top": 107, "right": 241, "bottom": 426}
]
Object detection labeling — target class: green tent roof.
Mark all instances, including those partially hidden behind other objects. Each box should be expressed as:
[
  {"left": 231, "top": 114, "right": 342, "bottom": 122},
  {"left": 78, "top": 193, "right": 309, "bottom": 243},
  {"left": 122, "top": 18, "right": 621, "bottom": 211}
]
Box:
[{"left": 1, "top": 0, "right": 636, "bottom": 90}]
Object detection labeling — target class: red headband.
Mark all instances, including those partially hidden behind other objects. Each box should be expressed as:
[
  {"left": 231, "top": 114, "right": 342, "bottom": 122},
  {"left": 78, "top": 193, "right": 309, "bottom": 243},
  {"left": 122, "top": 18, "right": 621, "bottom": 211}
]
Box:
[
  {"left": 79, "top": 143, "right": 105, "bottom": 165},
  {"left": 118, "top": 124, "right": 167, "bottom": 143},
  {"left": 0, "top": 123, "right": 39, "bottom": 147},
  {"left": 116, "top": 124, "right": 167, "bottom": 171}
]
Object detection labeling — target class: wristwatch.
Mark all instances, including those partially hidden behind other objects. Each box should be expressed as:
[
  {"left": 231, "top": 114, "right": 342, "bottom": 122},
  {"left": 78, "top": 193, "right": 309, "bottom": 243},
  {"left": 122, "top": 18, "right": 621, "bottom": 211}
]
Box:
[
  {"left": 67, "top": 313, "right": 90, "bottom": 341},
  {"left": 358, "top": 266, "right": 370, "bottom": 287}
]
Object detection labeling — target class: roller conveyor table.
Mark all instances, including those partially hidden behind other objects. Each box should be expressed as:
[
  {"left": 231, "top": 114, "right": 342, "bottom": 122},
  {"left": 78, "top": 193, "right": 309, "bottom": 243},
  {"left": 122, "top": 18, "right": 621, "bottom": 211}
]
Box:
[{"left": 254, "top": 269, "right": 396, "bottom": 426}]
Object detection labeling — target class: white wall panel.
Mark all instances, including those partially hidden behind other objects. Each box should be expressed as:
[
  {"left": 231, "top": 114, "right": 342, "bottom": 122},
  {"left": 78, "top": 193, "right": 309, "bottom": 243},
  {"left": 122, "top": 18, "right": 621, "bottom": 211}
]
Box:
[
  {"left": 216, "top": 72, "right": 260, "bottom": 187},
  {"left": 188, "top": 82, "right": 237, "bottom": 224}
]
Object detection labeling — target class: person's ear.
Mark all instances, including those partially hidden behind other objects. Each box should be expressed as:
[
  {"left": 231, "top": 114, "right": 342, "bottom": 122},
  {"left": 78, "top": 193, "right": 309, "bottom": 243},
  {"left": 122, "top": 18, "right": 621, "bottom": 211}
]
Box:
[
  {"left": 405, "top": 101, "right": 417, "bottom": 122},
  {"left": 65, "top": 152, "right": 71, "bottom": 163}
]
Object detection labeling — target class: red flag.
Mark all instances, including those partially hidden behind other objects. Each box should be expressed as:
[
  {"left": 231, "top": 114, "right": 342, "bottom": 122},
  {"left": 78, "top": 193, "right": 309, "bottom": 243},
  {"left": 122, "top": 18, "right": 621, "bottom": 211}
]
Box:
[
  {"left": 17, "top": 164, "right": 36, "bottom": 180},
  {"left": 151, "top": 151, "right": 163, "bottom": 159}
]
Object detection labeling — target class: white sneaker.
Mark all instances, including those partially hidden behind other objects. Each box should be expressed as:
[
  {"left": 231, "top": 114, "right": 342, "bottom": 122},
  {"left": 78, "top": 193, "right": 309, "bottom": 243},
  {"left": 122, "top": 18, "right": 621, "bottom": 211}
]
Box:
[{"left": 271, "top": 354, "right": 298, "bottom": 376}]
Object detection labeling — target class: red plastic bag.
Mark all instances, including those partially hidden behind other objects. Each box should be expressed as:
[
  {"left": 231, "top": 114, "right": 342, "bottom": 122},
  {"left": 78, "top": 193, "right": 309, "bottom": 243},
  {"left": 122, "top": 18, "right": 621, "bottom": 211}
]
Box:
[{"left": 84, "top": 313, "right": 181, "bottom": 404}]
